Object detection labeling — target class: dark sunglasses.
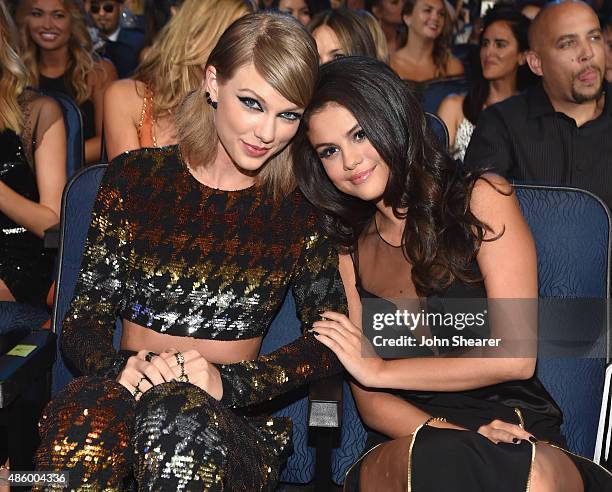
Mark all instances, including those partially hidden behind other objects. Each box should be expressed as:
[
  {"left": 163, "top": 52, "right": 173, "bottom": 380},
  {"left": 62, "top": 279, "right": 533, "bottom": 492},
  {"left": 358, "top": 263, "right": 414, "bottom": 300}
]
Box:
[{"left": 90, "top": 2, "right": 117, "bottom": 14}]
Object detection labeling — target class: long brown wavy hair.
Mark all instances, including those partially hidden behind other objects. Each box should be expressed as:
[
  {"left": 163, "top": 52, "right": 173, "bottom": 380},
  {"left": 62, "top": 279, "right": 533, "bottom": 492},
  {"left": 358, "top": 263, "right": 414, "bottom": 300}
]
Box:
[
  {"left": 19, "top": 0, "right": 98, "bottom": 105},
  {"left": 293, "top": 57, "right": 496, "bottom": 296}
]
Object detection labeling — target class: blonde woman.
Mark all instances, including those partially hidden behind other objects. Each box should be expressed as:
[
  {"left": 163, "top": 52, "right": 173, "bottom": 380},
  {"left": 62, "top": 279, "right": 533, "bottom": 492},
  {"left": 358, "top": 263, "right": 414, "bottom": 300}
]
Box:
[
  {"left": 0, "top": 0, "right": 66, "bottom": 305},
  {"left": 20, "top": 0, "right": 116, "bottom": 164},
  {"left": 390, "top": 0, "right": 463, "bottom": 81},
  {"left": 103, "top": 0, "right": 252, "bottom": 159},
  {"left": 36, "top": 13, "right": 347, "bottom": 490}
]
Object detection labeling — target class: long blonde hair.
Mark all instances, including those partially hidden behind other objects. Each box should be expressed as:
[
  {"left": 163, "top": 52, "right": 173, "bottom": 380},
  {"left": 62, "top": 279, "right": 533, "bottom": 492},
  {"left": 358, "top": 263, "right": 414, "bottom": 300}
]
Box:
[
  {"left": 135, "top": 0, "right": 253, "bottom": 118},
  {"left": 0, "top": 0, "right": 28, "bottom": 133},
  {"left": 20, "top": 0, "right": 97, "bottom": 105},
  {"left": 176, "top": 12, "right": 319, "bottom": 199}
]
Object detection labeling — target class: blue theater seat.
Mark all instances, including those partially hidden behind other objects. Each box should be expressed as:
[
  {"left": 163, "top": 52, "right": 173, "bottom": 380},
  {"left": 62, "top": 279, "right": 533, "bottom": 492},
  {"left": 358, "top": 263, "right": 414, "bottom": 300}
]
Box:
[
  {"left": 425, "top": 111, "right": 449, "bottom": 151},
  {"left": 42, "top": 91, "right": 84, "bottom": 177}
]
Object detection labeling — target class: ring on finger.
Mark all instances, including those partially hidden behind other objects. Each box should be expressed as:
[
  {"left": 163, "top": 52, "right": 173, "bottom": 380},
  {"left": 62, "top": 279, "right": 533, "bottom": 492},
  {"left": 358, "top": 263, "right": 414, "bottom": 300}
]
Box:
[
  {"left": 135, "top": 375, "right": 147, "bottom": 392},
  {"left": 132, "top": 387, "right": 141, "bottom": 397},
  {"left": 145, "top": 351, "right": 157, "bottom": 363}
]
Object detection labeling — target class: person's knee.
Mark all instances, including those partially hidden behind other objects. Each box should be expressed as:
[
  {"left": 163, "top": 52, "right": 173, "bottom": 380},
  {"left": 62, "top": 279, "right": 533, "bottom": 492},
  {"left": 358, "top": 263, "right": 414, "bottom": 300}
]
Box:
[
  {"left": 133, "top": 381, "right": 224, "bottom": 449},
  {"left": 39, "top": 376, "right": 134, "bottom": 436},
  {"left": 135, "top": 381, "right": 220, "bottom": 416},
  {"left": 36, "top": 376, "right": 135, "bottom": 480},
  {"left": 530, "top": 444, "right": 584, "bottom": 492}
]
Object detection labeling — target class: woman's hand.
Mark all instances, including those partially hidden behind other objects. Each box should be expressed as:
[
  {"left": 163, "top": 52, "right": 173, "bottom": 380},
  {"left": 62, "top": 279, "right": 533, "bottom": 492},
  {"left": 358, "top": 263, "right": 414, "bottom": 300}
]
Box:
[
  {"left": 159, "top": 349, "right": 224, "bottom": 401},
  {"left": 311, "top": 311, "right": 384, "bottom": 388},
  {"left": 477, "top": 419, "right": 537, "bottom": 445},
  {"left": 116, "top": 349, "right": 175, "bottom": 400}
]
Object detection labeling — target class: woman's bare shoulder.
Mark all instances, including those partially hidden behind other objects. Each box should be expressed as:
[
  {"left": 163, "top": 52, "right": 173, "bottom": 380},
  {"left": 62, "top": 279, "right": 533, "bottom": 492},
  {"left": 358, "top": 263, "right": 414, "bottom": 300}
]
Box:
[
  {"left": 446, "top": 56, "right": 465, "bottom": 77},
  {"left": 104, "top": 79, "right": 145, "bottom": 115}
]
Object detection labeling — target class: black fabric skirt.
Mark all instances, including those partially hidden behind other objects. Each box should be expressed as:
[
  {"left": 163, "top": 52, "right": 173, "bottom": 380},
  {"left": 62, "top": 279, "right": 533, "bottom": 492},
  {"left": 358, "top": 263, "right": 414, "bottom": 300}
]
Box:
[{"left": 344, "top": 426, "right": 612, "bottom": 491}]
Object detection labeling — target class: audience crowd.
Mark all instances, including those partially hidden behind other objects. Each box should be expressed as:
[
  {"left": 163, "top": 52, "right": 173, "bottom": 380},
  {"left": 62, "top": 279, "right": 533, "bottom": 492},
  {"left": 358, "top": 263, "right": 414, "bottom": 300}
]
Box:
[{"left": 2, "top": 0, "right": 612, "bottom": 488}]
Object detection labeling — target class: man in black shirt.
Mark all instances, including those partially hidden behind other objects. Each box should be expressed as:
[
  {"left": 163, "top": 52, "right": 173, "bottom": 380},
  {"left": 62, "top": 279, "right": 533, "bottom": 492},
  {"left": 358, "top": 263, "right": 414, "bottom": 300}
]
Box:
[{"left": 464, "top": 1, "right": 612, "bottom": 210}]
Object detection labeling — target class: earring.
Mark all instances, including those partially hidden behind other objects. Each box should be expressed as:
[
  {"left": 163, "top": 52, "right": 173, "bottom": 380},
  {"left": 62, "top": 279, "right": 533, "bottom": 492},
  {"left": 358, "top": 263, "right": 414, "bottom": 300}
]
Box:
[{"left": 205, "top": 91, "right": 218, "bottom": 110}]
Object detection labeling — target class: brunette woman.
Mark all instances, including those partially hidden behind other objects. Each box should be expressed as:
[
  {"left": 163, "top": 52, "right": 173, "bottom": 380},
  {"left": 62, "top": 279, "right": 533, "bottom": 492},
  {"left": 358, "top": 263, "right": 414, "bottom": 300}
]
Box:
[{"left": 293, "top": 56, "right": 611, "bottom": 491}]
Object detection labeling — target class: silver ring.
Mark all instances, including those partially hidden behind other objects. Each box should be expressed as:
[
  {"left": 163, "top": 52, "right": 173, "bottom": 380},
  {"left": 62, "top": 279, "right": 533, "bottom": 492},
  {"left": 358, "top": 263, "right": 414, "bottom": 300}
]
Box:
[{"left": 132, "top": 387, "right": 141, "bottom": 397}]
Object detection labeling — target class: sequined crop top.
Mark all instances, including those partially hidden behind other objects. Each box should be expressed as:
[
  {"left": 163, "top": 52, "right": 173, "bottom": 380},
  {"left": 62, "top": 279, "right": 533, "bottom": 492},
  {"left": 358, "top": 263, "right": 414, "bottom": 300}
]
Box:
[{"left": 61, "top": 146, "right": 347, "bottom": 407}]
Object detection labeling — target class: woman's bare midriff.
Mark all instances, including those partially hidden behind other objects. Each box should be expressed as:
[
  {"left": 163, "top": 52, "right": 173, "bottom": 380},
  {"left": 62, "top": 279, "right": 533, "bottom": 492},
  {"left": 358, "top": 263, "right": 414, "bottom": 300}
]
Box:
[{"left": 121, "top": 320, "right": 262, "bottom": 364}]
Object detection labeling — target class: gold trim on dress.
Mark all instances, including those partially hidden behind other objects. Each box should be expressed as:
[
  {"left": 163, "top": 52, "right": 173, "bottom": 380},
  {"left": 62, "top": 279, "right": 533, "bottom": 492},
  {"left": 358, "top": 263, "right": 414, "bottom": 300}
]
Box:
[{"left": 342, "top": 442, "right": 387, "bottom": 492}]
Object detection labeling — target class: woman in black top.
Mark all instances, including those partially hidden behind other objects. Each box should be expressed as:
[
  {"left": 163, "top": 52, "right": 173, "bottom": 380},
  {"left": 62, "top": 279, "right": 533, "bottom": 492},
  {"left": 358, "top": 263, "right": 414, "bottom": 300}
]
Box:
[
  {"left": 19, "top": 0, "right": 116, "bottom": 163},
  {"left": 293, "top": 56, "right": 611, "bottom": 490},
  {"left": 0, "top": 0, "right": 66, "bottom": 305}
]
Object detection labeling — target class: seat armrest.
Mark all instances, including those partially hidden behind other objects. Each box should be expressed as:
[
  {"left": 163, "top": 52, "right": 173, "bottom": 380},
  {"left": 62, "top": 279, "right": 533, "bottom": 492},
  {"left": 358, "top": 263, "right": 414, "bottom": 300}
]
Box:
[
  {"left": 0, "top": 331, "right": 56, "bottom": 408},
  {"left": 44, "top": 223, "right": 60, "bottom": 250},
  {"left": 308, "top": 372, "right": 343, "bottom": 428}
]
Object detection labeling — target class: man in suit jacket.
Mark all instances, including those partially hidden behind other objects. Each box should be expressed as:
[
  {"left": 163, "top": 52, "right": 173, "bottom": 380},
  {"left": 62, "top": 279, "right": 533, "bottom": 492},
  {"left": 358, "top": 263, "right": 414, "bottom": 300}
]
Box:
[{"left": 88, "top": 0, "right": 145, "bottom": 78}]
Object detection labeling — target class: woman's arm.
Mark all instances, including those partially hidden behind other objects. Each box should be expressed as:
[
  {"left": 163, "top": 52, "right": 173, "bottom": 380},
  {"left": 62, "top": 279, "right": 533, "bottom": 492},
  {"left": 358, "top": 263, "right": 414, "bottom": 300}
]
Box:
[
  {"left": 338, "top": 254, "right": 460, "bottom": 437},
  {"left": 217, "top": 228, "right": 348, "bottom": 408},
  {"left": 103, "top": 79, "right": 143, "bottom": 160},
  {"left": 437, "top": 94, "right": 465, "bottom": 149},
  {"left": 86, "top": 59, "right": 118, "bottom": 163},
  {"left": 0, "top": 98, "right": 66, "bottom": 238},
  {"left": 60, "top": 155, "right": 134, "bottom": 378},
  {"left": 314, "top": 175, "right": 538, "bottom": 391}
]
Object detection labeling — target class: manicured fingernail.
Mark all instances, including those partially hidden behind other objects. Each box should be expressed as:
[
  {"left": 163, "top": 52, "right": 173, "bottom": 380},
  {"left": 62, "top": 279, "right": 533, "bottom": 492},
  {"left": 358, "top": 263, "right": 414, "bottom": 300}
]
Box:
[
  {"left": 529, "top": 436, "right": 537, "bottom": 443},
  {"left": 512, "top": 438, "right": 520, "bottom": 444}
]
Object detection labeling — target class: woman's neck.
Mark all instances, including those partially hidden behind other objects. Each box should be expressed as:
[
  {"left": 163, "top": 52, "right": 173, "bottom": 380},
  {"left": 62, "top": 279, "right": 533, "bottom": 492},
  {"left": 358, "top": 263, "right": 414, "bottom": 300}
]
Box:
[
  {"left": 374, "top": 203, "right": 405, "bottom": 244},
  {"left": 39, "top": 46, "right": 70, "bottom": 76},
  {"left": 486, "top": 75, "right": 517, "bottom": 107},
  {"left": 187, "top": 141, "right": 257, "bottom": 191},
  {"left": 401, "top": 32, "right": 435, "bottom": 62}
]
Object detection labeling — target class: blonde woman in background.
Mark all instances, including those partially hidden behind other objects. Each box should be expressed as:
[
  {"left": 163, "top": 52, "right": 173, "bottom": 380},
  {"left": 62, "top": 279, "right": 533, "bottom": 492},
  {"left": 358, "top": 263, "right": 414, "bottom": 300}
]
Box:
[
  {"left": 103, "top": 0, "right": 253, "bottom": 159},
  {"left": 390, "top": 0, "right": 463, "bottom": 81},
  {"left": 19, "top": 0, "right": 116, "bottom": 163},
  {"left": 0, "top": 0, "right": 66, "bottom": 305}
]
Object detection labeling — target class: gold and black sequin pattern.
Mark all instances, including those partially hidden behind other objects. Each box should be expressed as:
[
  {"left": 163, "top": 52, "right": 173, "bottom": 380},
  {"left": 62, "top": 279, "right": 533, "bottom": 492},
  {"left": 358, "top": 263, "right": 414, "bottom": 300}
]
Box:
[
  {"left": 36, "top": 377, "right": 291, "bottom": 490},
  {"left": 60, "top": 146, "right": 347, "bottom": 381}
]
